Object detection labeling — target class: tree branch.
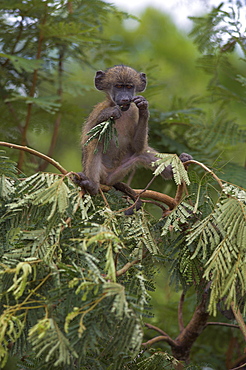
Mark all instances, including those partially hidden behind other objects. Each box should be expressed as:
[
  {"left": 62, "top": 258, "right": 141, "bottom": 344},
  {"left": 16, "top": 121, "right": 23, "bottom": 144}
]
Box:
[
  {"left": 185, "top": 159, "right": 223, "bottom": 189},
  {"left": 178, "top": 292, "right": 185, "bottom": 332},
  {"left": 172, "top": 292, "right": 209, "bottom": 361},
  {"left": 0, "top": 141, "right": 68, "bottom": 175},
  {"left": 142, "top": 199, "right": 167, "bottom": 212},
  {"left": 230, "top": 302, "right": 246, "bottom": 341},
  {"left": 116, "top": 259, "right": 141, "bottom": 277},
  {"left": 230, "top": 363, "right": 246, "bottom": 370},
  {"left": 99, "top": 187, "right": 110, "bottom": 208},
  {"left": 206, "top": 322, "right": 240, "bottom": 329},
  {"left": 134, "top": 189, "right": 177, "bottom": 209},
  {"left": 175, "top": 182, "right": 185, "bottom": 204},
  {"left": 145, "top": 323, "right": 171, "bottom": 337},
  {"left": 142, "top": 335, "right": 177, "bottom": 348}
]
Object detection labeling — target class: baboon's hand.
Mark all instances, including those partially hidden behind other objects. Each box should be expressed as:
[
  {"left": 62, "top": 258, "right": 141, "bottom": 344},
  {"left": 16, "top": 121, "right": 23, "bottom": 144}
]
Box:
[
  {"left": 179, "top": 153, "right": 193, "bottom": 163},
  {"left": 161, "top": 153, "right": 193, "bottom": 180},
  {"left": 97, "top": 106, "right": 122, "bottom": 124},
  {"left": 109, "top": 105, "right": 122, "bottom": 120},
  {"left": 132, "top": 95, "right": 148, "bottom": 111}
]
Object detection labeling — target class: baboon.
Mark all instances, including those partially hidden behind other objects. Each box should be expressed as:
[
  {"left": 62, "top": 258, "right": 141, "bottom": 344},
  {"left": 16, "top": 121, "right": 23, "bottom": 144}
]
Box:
[{"left": 77, "top": 65, "right": 191, "bottom": 199}]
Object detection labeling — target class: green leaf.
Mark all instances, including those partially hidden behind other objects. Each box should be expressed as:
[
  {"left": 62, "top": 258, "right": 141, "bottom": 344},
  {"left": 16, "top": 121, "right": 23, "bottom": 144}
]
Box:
[
  {"left": 103, "top": 282, "right": 128, "bottom": 318},
  {"left": 187, "top": 185, "right": 246, "bottom": 315},
  {"left": 153, "top": 153, "right": 190, "bottom": 185},
  {"left": 84, "top": 118, "right": 118, "bottom": 153},
  {"left": 5, "top": 95, "right": 61, "bottom": 114},
  {"left": 28, "top": 318, "right": 78, "bottom": 366},
  {"left": 0, "top": 53, "right": 43, "bottom": 73},
  {"left": 0, "top": 314, "right": 25, "bottom": 367},
  {"left": 0, "top": 152, "right": 17, "bottom": 178},
  {"left": 6, "top": 262, "right": 32, "bottom": 299}
]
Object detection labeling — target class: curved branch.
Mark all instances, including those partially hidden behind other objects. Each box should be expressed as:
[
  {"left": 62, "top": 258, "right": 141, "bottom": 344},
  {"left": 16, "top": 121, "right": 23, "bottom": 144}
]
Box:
[
  {"left": 145, "top": 323, "right": 170, "bottom": 337},
  {"left": 0, "top": 141, "right": 68, "bottom": 175},
  {"left": 142, "top": 199, "right": 167, "bottom": 212},
  {"left": 142, "top": 335, "right": 177, "bottom": 348},
  {"left": 134, "top": 189, "right": 177, "bottom": 209},
  {"left": 185, "top": 159, "right": 223, "bottom": 189}
]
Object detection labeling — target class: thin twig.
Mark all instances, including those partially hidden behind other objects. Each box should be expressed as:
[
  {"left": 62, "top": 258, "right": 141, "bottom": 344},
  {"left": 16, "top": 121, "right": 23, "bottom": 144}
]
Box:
[
  {"left": 175, "top": 182, "right": 185, "bottom": 203},
  {"left": 119, "top": 175, "right": 159, "bottom": 214},
  {"left": 129, "top": 175, "right": 158, "bottom": 212},
  {"left": 185, "top": 159, "right": 223, "bottom": 189},
  {"left": 206, "top": 322, "right": 240, "bottom": 329},
  {"left": 141, "top": 175, "right": 157, "bottom": 193},
  {"left": 230, "top": 363, "right": 246, "bottom": 370},
  {"left": 99, "top": 187, "right": 110, "bottom": 208},
  {"left": 67, "top": 0, "right": 73, "bottom": 13}
]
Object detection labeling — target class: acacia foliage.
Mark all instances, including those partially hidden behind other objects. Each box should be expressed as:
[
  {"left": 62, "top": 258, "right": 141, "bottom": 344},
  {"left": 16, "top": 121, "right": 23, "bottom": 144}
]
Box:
[
  {"left": 0, "top": 149, "right": 245, "bottom": 369},
  {"left": 0, "top": 166, "right": 149, "bottom": 368}
]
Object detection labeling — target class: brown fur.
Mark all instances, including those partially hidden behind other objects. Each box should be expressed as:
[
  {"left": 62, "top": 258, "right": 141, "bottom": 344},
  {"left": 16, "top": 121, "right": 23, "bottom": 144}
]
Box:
[{"left": 95, "top": 65, "right": 146, "bottom": 92}]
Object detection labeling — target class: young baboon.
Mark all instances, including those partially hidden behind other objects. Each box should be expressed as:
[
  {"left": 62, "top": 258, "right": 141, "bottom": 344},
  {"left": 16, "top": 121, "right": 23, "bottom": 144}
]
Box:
[{"left": 77, "top": 65, "right": 191, "bottom": 196}]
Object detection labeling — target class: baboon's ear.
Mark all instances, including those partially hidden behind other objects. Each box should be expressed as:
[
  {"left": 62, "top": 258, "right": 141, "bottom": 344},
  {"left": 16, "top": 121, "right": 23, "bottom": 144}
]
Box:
[
  {"left": 137, "top": 72, "right": 147, "bottom": 92},
  {"left": 95, "top": 70, "right": 106, "bottom": 90}
]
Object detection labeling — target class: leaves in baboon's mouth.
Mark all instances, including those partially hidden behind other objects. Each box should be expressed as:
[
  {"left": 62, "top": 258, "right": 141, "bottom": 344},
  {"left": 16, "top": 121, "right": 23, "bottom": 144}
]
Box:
[{"left": 119, "top": 104, "right": 130, "bottom": 111}]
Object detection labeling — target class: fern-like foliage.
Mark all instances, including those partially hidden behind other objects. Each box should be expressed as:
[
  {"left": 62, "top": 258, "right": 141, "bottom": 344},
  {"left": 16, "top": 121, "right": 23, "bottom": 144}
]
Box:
[
  {"left": 123, "top": 211, "right": 160, "bottom": 255},
  {"left": 189, "top": 3, "right": 246, "bottom": 54},
  {"left": 187, "top": 184, "right": 246, "bottom": 315},
  {"left": 0, "top": 165, "right": 160, "bottom": 369},
  {"left": 28, "top": 318, "right": 78, "bottom": 366},
  {"left": 161, "top": 201, "right": 194, "bottom": 236},
  {"left": 187, "top": 2, "right": 246, "bottom": 190},
  {"left": 153, "top": 152, "right": 190, "bottom": 185},
  {"left": 130, "top": 351, "right": 179, "bottom": 369},
  {"left": 84, "top": 118, "right": 118, "bottom": 153},
  {"left": 0, "top": 151, "right": 17, "bottom": 179}
]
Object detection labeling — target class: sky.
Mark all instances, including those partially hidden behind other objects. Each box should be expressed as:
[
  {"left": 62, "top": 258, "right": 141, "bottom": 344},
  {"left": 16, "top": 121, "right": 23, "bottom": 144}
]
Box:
[{"left": 104, "top": 0, "right": 242, "bottom": 30}]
